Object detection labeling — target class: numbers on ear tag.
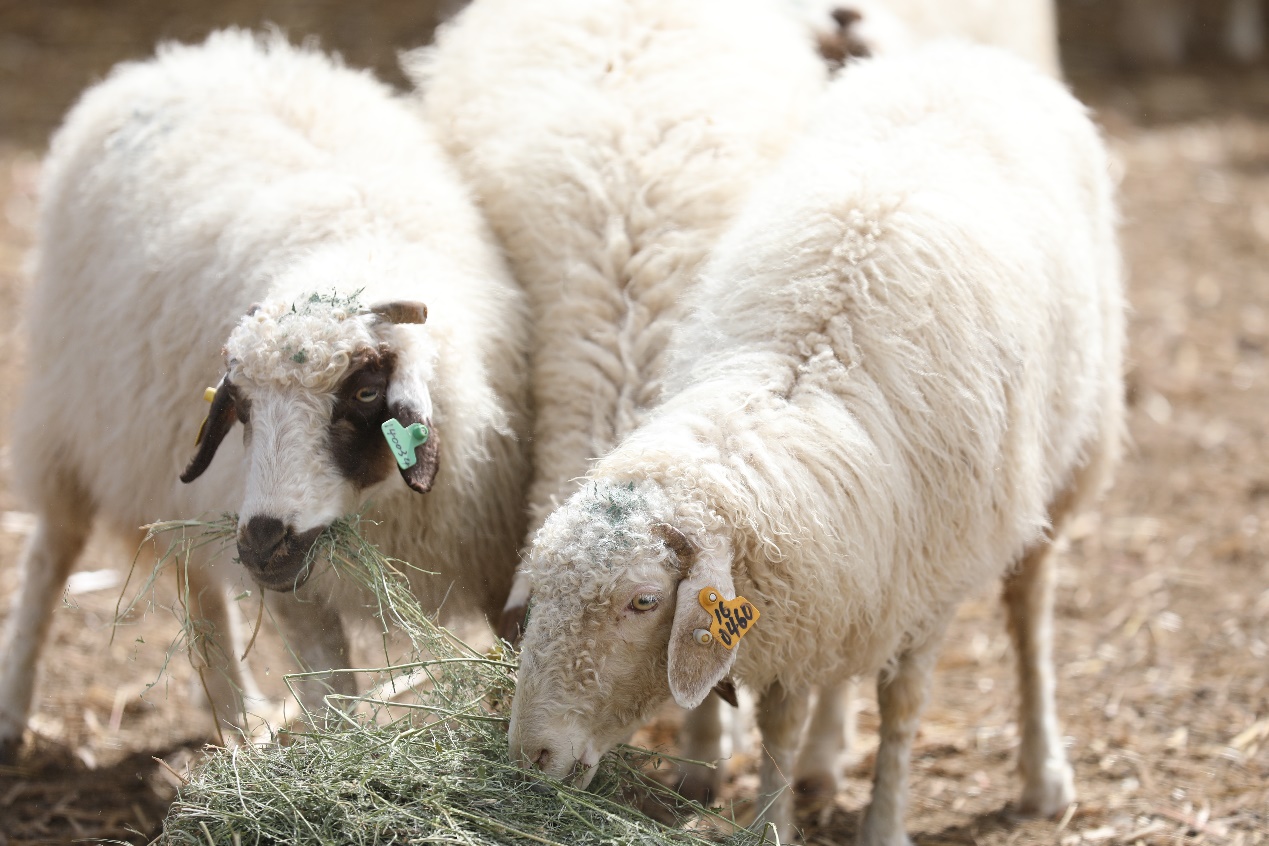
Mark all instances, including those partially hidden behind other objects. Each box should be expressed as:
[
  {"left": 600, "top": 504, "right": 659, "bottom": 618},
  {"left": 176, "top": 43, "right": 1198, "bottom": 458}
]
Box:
[
  {"left": 697, "top": 587, "right": 759, "bottom": 650},
  {"left": 381, "top": 418, "right": 430, "bottom": 470}
]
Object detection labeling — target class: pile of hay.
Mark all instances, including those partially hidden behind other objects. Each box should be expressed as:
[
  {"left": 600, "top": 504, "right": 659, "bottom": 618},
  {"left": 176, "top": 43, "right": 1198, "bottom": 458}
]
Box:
[{"left": 145, "top": 517, "right": 775, "bottom": 846}]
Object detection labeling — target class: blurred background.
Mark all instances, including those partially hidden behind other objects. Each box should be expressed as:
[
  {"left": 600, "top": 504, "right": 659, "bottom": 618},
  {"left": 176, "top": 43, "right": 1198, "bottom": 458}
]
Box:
[{"left": 0, "top": 2, "right": 1266, "bottom": 844}]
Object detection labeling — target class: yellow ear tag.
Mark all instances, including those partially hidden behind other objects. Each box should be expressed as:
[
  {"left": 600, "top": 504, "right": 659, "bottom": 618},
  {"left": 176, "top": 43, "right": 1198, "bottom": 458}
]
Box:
[
  {"left": 697, "top": 587, "right": 759, "bottom": 650},
  {"left": 195, "top": 386, "right": 217, "bottom": 445}
]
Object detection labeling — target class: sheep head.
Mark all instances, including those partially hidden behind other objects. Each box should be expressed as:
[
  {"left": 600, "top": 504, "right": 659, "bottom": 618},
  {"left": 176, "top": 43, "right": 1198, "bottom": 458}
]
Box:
[
  {"left": 508, "top": 479, "right": 740, "bottom": 786},
  {"left": 180, "top": 291, "right": 438, "bottom": 591}
]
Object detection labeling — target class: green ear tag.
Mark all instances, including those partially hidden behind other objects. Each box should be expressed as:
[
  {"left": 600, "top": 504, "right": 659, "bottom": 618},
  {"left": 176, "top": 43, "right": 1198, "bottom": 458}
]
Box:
[{"left": 381, "top": 418, "right": 429, "bottom": 470}]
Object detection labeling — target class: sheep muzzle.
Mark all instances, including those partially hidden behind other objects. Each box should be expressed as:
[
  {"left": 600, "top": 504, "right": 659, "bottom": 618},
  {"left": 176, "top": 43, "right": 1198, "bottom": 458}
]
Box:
[{"left": 236, "top": 516, "right": 326, "bottom": 591}]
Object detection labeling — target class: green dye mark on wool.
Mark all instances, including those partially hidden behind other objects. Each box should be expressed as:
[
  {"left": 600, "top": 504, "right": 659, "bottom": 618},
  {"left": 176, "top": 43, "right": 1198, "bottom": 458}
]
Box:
[
  {"left": 586, "top": 480, "right": 645, "bottom": 527},
  {"left": 580, "top": 481, "right": 650, "bottom": 555},
  {"left": 280, "top": 288, "right": 368, "bottom": 323}
]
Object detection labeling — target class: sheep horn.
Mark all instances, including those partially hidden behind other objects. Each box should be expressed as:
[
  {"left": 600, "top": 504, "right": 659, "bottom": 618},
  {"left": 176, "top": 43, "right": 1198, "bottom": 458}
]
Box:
[
  {"left": 651, "top": 523, "right": 694, "bottom": 574},
  {"left": 367, "top": 301, "right": 428, "bottom": 325}
]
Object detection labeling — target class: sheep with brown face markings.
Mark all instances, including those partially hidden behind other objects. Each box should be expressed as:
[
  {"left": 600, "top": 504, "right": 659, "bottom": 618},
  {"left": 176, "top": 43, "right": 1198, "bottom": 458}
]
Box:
[
  {"left": 509, "top": 42, "right": 1124, "bottom": 845},
  {"left": 0, "top": 29, "right": 530, "bottom": 763}
]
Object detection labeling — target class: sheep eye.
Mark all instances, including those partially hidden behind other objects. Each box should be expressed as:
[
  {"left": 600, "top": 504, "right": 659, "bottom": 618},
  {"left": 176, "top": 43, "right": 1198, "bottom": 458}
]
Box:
[
  {"left": 630, "top": 594, "right": 659, "bottom": 612},
  {"left": 355, "top": 386, "right": 380, "bottom": 403}
]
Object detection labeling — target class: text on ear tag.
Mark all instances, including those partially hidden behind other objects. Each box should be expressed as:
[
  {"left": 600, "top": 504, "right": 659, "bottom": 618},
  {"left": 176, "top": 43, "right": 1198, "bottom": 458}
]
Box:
[
  {"left": 697, "top": 587, "right": 759, "bottom": 650},
  {"left": 382, "top": 418, "right": 430, "bottom": 470}
]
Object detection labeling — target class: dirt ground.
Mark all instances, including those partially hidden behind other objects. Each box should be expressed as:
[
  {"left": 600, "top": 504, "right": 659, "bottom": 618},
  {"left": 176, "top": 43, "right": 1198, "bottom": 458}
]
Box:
[{"left": 0, "top": 3, "right": 1266, "bottom": 845}]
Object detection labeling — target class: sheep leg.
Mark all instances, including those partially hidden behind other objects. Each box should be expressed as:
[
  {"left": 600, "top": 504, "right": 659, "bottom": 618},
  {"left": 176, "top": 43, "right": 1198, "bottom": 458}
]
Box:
[
  {"left": 794, "top": 679, "right": 855, "bottom": 805},
  {"left": 754, "top": 681, "right": 811, "bottom": 842},
  {"left": 266, "top": 590, "right": 355, "bottom": 722},
  {"left": 1003, "top": 538, "right": 1075, "bottom": 817},
  {"left": 677, "top": 697, "right": 725, "bottom": 804},
  {"left": 180, "top": 557, "right": 262, "bottom": 745},
  {"left": 0, "top": 512, "right": 91, "bottom": 763},
  {"left": 497, "top": 569, "right": 532, "bottom": 643},
  {"left": 859, "top": 639, "right": 943, "bottom": 846}
]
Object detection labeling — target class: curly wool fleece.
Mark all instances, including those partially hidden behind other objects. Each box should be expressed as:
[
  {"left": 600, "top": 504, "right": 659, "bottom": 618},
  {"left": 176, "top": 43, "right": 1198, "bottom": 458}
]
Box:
[{"left": 225, "top": 294, "right": 379, "bottom": 392}]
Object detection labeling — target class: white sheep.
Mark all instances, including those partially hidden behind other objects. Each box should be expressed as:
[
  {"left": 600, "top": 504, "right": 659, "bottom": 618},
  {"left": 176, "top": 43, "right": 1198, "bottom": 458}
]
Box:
[
  {"left": 508, "top": 41, "right": 1124, "bottom": 844},
  {"left": 0, "top": 29, "right": 531, "bottom": 763},
  {"left": 406, "top": 0, "right": 834, "bottom": 800}
]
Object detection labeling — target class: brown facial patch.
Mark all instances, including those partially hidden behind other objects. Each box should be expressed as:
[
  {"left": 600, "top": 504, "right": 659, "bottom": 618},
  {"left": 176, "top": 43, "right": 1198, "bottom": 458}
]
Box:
[{"left": 327, "top": 348, "right": 397, "bottom": 489}]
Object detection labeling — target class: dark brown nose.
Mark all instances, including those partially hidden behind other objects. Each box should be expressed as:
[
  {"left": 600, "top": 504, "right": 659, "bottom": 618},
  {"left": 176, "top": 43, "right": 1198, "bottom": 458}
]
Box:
[
  {"left": 241, "top": 515, "right": 286, "bottom": 560},
  {"left": 237, "top": 516, "right": 323, "bottom": 591}
]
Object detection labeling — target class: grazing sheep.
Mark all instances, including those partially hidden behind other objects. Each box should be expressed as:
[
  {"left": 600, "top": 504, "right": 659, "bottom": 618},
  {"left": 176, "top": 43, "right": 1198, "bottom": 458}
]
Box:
[
  {"left": 406, "top": 0, "right": 831, "bottom": 800},
  {"left": 508, "top": 42, "right": 1124, "bottom": 844},
  {"left": 0, "top": 29, "right": 530, "bottom": 763}
]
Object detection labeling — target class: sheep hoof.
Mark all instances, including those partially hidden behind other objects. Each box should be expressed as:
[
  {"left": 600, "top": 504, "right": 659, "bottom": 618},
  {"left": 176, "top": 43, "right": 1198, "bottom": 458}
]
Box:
[
  {"left": 794, "top": 770, "right": 838, "bottom": 805},
  {"left": 1018, "top": 759, "right": 1075, "bottom": 818},
  {"left": 857, "top": 831, "right": 912, "bottom": 846},
  {"left": 675, "top": 765, "right": 721, "bottom": 806},
  {"left": 857, "top": 804, "right": 913, "bottom": 846}
]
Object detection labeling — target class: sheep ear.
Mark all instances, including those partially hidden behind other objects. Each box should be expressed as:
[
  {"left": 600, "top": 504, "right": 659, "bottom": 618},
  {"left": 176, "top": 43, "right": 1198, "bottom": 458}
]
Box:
[
  {"left": 181, "top": 377, "right": 237, "bottom": 483},
  {"left": 388, "top": 395, "right": 439, "bottom": 494},
  {"left": 386, "top": 349, "right": 439, "bottom": 494},
  {"left": 666, "top": 534, "right": 738, "bottom": 710},
  {"left": 373, "top": 310, "right": 439, "bottom": 495}
]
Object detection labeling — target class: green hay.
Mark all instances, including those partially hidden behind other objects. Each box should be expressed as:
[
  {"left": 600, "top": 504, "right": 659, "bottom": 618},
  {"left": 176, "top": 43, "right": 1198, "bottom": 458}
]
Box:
[{"left": 143, "top": 516, "right": 778, "bottom": 846}]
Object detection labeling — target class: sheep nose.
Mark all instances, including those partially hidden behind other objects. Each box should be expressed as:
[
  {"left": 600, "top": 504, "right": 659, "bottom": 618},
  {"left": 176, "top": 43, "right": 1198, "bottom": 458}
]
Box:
[
  {"left": 533, "top": 748, "right": 551, "bottom": 770},
  {"left": 235, "top": 518, "right": 324, "bottom": 592},
  {"left": 240, "top": 515, "right": 288, "bottom": 561}
]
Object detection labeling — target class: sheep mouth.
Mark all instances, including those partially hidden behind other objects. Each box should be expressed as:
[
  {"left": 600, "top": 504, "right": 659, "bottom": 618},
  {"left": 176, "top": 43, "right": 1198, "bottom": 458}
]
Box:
[
  {"left": 571, "top": 759, "right": 600, "bottom": 790},
  {"left": 236, "top": 524, "right": 326, "bottom": 592}
]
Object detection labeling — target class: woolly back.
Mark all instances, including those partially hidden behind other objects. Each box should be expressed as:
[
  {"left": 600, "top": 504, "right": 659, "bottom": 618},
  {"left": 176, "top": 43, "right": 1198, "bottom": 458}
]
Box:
[
  {"left": 598, "top": 43, "right": 1123, "bottom": 688},
  {"left": 409, "top": 0, "right": 827, "bottom": 531}
]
